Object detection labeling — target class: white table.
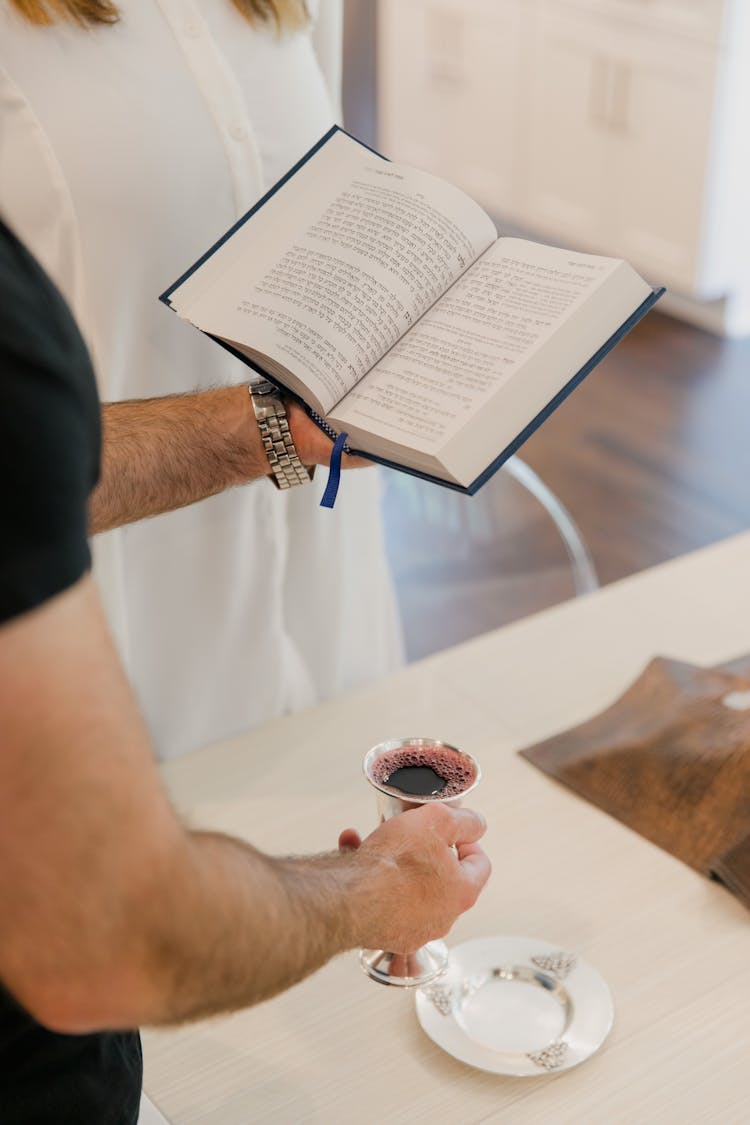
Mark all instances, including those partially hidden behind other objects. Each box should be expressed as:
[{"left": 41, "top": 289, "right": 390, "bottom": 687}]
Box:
[{"left": 143, "top": 532, "right": 750, "bottom": 1124}]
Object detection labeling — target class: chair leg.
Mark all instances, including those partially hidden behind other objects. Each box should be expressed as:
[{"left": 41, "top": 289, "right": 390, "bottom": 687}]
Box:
[{"left": 502, "top": 457, "right": 599, "bottom": 596}]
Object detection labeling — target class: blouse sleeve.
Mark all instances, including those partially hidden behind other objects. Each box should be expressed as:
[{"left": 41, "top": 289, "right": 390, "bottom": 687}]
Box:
[
  {"left": 310, "top": 0, "right": 343, "bottom": 123},
  {"left": 0, "top": 65, "right": 93, "bottom": 341}
]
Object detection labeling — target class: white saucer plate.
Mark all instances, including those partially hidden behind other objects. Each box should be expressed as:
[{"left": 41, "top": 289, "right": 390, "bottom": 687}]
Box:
[{"left": 415, "top": 936, "right": 614, "bottom": 1077}]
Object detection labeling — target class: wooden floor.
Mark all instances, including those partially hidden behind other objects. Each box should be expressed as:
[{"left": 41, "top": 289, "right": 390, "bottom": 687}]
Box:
[{"left": 381, "top": 312, "right": 750, "bottom": 660}]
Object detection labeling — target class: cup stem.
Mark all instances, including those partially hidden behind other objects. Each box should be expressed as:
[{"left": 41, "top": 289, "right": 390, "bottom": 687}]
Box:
[{"left": 359, "top": 941, "right": 449, "bottom": 987}]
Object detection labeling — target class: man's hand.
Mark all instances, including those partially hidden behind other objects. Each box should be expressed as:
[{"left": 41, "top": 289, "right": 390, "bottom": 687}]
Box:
[
  {"left": 342, "top": 805, "right": 491, "bottom": 954},
  {"left": 287, "top": 401, "right": 370, "bottom": 469}
]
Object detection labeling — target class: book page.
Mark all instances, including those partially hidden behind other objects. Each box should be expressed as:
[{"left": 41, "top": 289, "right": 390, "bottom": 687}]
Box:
[
  {"left": 171, "top": 130, "right": 497, "bottom": 416},
  {"left": 329, "top": 238, "right": 647, "bottom": 454}
]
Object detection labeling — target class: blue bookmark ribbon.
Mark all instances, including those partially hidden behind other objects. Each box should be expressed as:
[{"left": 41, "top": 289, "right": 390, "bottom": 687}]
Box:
[{"left": 320, "top": 431, "right": 349, "bottom": 509}]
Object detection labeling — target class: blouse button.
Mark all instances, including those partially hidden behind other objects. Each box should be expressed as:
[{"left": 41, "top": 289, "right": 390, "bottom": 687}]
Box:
[
  {"left": 184, "top": 22, "right": 201, "bottom": 38},
  {"left": 229, "top": 123, "right": 247, "bottom": 142}
]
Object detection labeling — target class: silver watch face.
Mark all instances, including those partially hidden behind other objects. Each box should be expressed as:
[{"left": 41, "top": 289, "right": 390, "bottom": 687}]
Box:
[
  {"left": 250, "top": 377, "right": 278, "bottom": 396},
  {"left": 250, "top": 378, "right": 284, "bottom": 420}
]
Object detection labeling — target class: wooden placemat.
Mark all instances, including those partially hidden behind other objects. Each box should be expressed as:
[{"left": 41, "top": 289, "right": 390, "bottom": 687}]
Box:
[{"left": 520, "top": 655, "right": 750, "bottom": 910}]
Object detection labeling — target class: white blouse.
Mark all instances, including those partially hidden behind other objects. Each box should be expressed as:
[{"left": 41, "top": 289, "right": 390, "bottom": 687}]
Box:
[{"left": 0, "top": 0, "right": 403, "bottom": 760}]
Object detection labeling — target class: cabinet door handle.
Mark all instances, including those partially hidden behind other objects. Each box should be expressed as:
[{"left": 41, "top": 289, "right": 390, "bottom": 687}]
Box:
[
  {"left": 610, "top": 61, "right": 631, "bottom": 133},
  {"left": 427, "top": 63, "right": 464, "bottom": 88},
  {"left": 589, "top": 55, "right": 610, "bottom": 127},
  {"left": 426, "top": 9, "right": 464, "bottom": 89}
]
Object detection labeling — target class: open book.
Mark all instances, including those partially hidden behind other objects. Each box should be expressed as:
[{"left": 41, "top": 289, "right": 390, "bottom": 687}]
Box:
[{"left": 162, "top": 127, "right": 663, "bottom": 493}]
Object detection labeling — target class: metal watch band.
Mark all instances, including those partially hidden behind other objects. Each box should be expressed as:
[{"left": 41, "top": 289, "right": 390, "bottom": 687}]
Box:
[{"left": 248, "top": 381, "right": 314, "bottom": 490}]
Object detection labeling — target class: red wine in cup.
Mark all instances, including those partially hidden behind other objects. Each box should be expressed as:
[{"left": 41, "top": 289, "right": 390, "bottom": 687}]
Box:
[{"left": 371, "top": 744, "right": 476, "bottom": 799}]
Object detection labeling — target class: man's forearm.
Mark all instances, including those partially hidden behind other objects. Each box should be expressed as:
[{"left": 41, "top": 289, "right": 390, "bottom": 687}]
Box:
[
  {"left": 0, "top": 582, "right": 487, "bottom": 1035},
  {"left": 0, "top": 577, "right": 371, "bottom": 1033},
  {"left": 54, "top": 802, "right": 483, "bottom": 1033},
  {"left": 15, "top": 824, "right": 374, "bottom": 1033},
  {"left": 89, "top": 386, "right": 267, "bottom": 533},
  {"left": 89, "top": 384, "right": 371, "bottom": 533},
  {"left": 136, "top": 831, "right": 367, "bottom": 1027}
]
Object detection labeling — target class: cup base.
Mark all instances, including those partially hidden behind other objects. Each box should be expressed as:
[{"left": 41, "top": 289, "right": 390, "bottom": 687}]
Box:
[{"left": 359, "top": 940, "right": 449, "bottom": 987}]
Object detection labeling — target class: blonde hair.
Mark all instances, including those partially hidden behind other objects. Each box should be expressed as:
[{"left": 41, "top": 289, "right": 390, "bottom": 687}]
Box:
[{"left": 8, "top": 0, "right": 307, "bottom": 30}]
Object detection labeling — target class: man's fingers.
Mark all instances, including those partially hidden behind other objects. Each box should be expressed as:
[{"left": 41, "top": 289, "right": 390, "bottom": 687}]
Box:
[
  {"left": 456, "top": 840, "right": 485, "bottom": 862},
  {"left": 456, "top": 842, "right": 492, "bottom": 889},
  {"left": 338, "top": 828, "right": 362, "bottom": 852},
  {"left": 435, "top": 806, "right": 487, "bottom": 847},
  {"left": 287, "top": 403, "right": 372, "bottom": 470},
  {"left": 341, "top": 451, "right": 373, "bottom": 470}
]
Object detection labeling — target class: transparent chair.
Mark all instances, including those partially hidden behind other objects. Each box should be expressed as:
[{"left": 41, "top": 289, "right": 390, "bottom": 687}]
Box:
[{"left": 380, "top": 457, "right": 599, "bottom": 661}]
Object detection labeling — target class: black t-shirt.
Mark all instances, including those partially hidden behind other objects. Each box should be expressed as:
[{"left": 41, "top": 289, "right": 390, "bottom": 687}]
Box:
[{"left": 0, "top": 218, "right": 142, "bottom": 1123}]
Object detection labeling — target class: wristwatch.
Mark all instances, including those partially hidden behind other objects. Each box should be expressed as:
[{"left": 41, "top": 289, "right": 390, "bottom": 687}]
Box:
[{"left": 248, "top": 379, "right": 314, "bottom": 489}]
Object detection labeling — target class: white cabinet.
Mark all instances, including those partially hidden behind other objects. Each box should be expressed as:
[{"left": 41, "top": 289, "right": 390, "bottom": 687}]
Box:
[
  {"left": 554, "top": 0, "right": 727, "bottom": 46},
  {"left": 378, "top": 0, "right": 525, "bottom": 215},
  {"left": 610, "top": 31, "right": 718, "bottom": 293},
  {"left": 377, "top": 0, "right": 750, "bottom": 332},
  {"left": 520, "top": 4, "right": 720, "bottom": 294},
  {"left": 518, "top": 7, "right": 616, "bottom": 252}
]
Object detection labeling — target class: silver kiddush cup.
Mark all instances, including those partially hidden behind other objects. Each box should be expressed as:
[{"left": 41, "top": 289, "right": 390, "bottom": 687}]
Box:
[{"left": 360, "top": 737, "right": 481, "bottom": 988}]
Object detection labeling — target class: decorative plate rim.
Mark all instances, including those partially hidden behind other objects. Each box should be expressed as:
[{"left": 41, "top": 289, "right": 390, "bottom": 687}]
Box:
[{"left": 415, "top": 935, "right": 614, "bottom": 1077}]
